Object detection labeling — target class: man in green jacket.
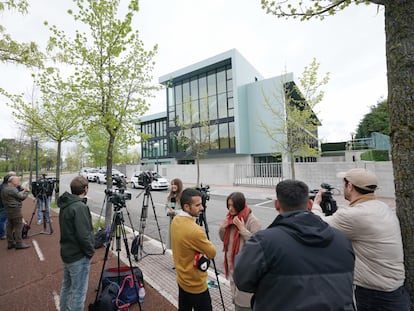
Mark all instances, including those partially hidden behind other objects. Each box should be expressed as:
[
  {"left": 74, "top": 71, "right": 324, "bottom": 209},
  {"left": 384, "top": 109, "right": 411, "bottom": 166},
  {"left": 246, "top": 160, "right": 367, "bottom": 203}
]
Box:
[{"left": 58, "top": 176, "right": 95, "bottom": 311}]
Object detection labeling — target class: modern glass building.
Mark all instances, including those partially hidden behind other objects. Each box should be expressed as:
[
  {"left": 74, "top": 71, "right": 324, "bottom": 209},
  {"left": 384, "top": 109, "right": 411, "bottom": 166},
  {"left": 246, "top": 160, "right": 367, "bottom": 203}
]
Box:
[{"left": 140, "top": 49, "right": 318, "bottom": 166}]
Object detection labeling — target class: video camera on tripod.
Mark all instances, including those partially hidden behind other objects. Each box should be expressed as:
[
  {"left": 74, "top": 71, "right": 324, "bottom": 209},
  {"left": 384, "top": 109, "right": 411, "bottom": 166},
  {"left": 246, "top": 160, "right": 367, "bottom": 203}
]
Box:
[
  {"left": 104, "top": 175, "right": 131, "bottom": 209},
  {"left": 31, "top": 174, "right": 57, "bottom": 198},
  {"left": 141, "top": 171, "right": 157, "bottom": 189},
  {"left": 196, "top": 184, "right": 210, "bottom": 208},
  {"left": 309, "top": 183, "right": 338, "bottom": 216}
]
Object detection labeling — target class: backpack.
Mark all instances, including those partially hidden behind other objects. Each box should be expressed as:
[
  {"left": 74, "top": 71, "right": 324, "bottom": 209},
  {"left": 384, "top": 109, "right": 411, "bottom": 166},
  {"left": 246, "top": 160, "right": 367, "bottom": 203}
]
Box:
[
  {"left": 115, "top": 274, "right": 142, "bottom": 309},
  {"left": 88, "top": 279, "right": 119, "bottom": 311}
]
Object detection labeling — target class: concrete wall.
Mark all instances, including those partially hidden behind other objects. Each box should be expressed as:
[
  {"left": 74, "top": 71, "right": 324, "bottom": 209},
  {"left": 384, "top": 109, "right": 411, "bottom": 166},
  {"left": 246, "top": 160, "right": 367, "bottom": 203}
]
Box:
[{"left": 124, "top": 161, "right": 395, "bottom": 198}]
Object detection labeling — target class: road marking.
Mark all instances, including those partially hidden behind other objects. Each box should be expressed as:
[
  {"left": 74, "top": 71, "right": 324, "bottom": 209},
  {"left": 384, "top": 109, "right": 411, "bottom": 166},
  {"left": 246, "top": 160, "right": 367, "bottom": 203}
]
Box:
[
  {"left": 32, "top": 240, "right": 45, "bottom": 261},
  {"left": 253, "top": 199, "right": 274, "bottom": 208},
  {"left": 52, "top": 290, "right": 60, "bottom": 310}
]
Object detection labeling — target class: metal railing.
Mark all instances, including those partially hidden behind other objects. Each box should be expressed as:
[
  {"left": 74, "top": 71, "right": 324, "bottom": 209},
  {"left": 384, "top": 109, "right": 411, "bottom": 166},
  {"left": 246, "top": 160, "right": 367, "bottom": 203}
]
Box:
[{"left": 234, "top": 163, "right": 283, "bottom": 187}]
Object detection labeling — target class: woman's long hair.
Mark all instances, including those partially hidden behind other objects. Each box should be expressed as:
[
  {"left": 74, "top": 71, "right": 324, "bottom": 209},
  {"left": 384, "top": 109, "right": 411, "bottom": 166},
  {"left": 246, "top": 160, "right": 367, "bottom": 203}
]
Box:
[{"left": 167, "top": 178, "right": 183, "bottom": 205}]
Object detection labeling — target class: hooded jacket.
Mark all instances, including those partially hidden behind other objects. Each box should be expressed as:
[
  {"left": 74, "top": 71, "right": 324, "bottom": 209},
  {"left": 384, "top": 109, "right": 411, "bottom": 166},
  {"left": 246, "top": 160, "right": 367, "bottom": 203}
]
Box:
[
  {"left": 58, "top": 191, "right": 95, "bottom": 263},
  {"left": 233, "top": 211, "right": 355, "bottom": 311}
]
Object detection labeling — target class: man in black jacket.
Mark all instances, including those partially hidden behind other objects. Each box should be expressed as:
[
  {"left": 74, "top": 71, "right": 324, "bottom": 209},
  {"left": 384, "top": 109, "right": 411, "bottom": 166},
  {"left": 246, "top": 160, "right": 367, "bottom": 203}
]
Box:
[
  {"left": 233, "top": 179, "right": 355, "bottom": 311},
  {"left": 58, "top": 176, "right": 95, "bottom": 311}
]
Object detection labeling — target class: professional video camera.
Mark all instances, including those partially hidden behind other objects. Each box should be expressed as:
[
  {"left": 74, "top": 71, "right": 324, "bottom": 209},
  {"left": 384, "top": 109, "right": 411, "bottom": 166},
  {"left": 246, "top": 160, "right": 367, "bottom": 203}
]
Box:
[
  {"left": 104, "top": 188, "right": 132, "bottom": 209},
  {"left": 309, "top": 183, "right": 338, "bottom": 216},
  {"left": 113, "top": 174, "right": 127, "bottom": 190},
  {"left": 196, "top": 184, "right": 210, "bottom": 208},
  {"left": 141, "top": 171, "right": 157, "bottom": 189},
  {"left": 31, "top": 174, "right": 57, "bottom": 198}
]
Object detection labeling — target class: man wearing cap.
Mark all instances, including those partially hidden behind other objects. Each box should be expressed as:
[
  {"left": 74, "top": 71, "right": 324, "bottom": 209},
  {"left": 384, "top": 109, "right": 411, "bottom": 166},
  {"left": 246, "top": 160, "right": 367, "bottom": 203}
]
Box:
[{"left": 312, "top": 168, "right": 411, "bottom": 310}]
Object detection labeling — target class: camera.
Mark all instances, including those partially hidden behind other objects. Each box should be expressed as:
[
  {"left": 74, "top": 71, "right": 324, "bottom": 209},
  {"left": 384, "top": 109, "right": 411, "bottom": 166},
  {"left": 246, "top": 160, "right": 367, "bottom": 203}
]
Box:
[
  {"left": 31, "top": 175, "right": 57, "bottom": 198},
  {"left": 142, "top": 171, "right": 157, "bottom": 189},
  {"left": 309, "top": 183, "right": 338, "bottom": 216},
  {"left": 196, "top": 184, "right": 210, "bottom": 208},
  {"left": 105, "top": 188, "right": 131, "bottom": 208}
]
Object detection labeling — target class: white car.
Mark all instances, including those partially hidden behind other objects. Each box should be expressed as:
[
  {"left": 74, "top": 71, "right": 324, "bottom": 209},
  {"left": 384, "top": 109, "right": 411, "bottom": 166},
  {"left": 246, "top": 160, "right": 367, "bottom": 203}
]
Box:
[
  {"left": 130, "top": 171, "right": 169, "bottom": 190},
  {"left": 96, "top": 168, "right": 125, "bottom": 184},
  {"left": 86, "top": 168, "right": 99, "bottom": 182},
  {"left": 79, "top": 167, "right": 93, "bottom": 178}
]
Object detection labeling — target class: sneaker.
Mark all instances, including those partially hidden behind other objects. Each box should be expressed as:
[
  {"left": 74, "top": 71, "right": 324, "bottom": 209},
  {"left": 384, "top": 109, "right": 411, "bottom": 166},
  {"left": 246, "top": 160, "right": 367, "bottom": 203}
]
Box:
[
  {"left": 0, "top": 236, "right": 6, "bottom": 240},
  {"left": 15, "top": 243, "right": 30, "bottom": 250},
  {"left": 7, "top": 243, "right": 16, "bottom": 249},
  {"left": 37, "top": 220, "right": 42, "bottom": 225}
]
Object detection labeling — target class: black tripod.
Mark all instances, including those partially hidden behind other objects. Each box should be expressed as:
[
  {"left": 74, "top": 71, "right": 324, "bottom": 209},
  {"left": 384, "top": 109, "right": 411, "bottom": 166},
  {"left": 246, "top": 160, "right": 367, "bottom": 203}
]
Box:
[
  {"left": 197, "top": 200, "right": 226, "bottom": 311},
  {"left": 28, "top": 191, "right": 53, "bottom": 236},
  {"left": 132, "top": 184, "right": 166, "bottom": 261},
  {"left": 91, "top": 200, "right": 142, "bottom": 311}
]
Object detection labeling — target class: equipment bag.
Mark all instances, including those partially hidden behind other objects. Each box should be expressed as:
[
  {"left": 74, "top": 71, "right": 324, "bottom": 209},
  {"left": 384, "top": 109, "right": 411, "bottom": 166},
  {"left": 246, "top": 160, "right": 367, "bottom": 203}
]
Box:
[
  {"left": 88, "top": 279, "right": 119, "bottom": 311},
  {"left": 115, "top": 274, "right": 142, "bottom": 309}
]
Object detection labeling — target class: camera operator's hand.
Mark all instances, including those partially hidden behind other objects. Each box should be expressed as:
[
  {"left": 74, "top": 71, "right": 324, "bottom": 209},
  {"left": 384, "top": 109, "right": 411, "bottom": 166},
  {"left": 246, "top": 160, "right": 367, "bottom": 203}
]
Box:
[{"left": 312, "top": 189, "right": 325, "bottom": 206}]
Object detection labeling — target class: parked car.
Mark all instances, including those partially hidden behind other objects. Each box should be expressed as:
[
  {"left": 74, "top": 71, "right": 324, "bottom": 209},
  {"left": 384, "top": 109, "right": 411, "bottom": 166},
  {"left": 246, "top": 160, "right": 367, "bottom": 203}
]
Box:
[
  {"left": 86, "top": 168, "right": 99, "bottom": 182},
  {"left": 130, "top": 171, "right": 169, "bottom": 190},
  {"left": 96, "top": 168, "right": 126, "bottom": 184},
  {"left": 79, "top": 167, "right": 92, "bottom": 178}
]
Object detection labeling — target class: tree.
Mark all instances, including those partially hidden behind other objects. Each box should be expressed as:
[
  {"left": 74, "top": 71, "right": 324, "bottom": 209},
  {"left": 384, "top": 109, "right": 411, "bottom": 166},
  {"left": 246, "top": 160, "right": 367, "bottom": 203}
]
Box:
[
  {"left": 259, "top": 59, "right": 329, "bottom": 179},
  {"left": 8, "top": 69, "right": 83, "bottom": 201},
  {"left": 46, "top": 0, "right": 157, "bottom": 224},
  {"left": 176, "top": 100, "right": 214, "bottom": 187},
  {"left": 356, "top": 98, "right": 389, "bottom": 138},
  {"left": 0, "top": 1, "right": 43, "bottom": 68},
  {"left": 260, "top": 0, "right": 414, "bottom": 302}
]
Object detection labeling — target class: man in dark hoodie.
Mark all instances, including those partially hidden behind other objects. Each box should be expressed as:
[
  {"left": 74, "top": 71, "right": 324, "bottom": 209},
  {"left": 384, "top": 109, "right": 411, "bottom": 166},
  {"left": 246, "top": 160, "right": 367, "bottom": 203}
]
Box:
[
  {"left": 233, "top": 179, "right": 355, "bottom": 311},
  {"left": 58, "top": 176, "right": 95, "bottom": 311}
]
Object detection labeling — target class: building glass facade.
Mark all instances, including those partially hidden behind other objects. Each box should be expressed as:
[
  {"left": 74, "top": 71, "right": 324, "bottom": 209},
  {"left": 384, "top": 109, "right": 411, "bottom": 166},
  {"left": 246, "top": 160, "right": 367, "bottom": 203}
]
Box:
[
  {"left": 166, "top": 61, "right": 235, "bottom": 156},
  {"left": 141, "top": 118, "right": 167, "bottom": 159}
]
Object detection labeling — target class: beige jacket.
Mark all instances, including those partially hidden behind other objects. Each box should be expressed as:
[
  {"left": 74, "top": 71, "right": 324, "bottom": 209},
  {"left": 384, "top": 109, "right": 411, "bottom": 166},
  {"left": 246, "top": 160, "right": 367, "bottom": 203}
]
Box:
[
  {"left": 313, "top": 196, "right": 405, "bottom": 291},
  {"left": 219, "top": 212, "right": 261, "bottom": 308}
]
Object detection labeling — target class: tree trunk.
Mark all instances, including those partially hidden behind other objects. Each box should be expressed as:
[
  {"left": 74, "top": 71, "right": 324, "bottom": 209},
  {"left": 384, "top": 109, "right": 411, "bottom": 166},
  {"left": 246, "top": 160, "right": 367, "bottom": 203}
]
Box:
[
  {"left": 55, "top": 140, "right": 62, "bottom": 203},
  {"left": 384, "top": 0, "right": 414, "bottom": 303},
  {"left": 105, "top": 134, "right": 115, "bottom": 226},
  {"left": 289, "top": 153, "right": 296, "bottom": 180},
  {"left": 196, "top": 155, "right": 200, "bottom": 187}
]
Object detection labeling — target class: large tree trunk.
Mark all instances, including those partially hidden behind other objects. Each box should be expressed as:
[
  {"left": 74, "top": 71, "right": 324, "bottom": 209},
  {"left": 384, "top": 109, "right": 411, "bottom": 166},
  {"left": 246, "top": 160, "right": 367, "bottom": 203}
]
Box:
[
  {"left": 105, "top": 134, "right": 115, "bottom": 226},
  {"left": 384, "top": 0, "right": 414, "bottom": 303}
]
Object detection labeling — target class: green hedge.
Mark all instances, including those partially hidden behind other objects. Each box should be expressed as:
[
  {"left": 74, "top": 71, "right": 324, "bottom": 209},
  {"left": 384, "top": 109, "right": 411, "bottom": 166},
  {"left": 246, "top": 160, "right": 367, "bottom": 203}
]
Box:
[{"left": 360, "top": 149, "right": 389, "bottom": 161}]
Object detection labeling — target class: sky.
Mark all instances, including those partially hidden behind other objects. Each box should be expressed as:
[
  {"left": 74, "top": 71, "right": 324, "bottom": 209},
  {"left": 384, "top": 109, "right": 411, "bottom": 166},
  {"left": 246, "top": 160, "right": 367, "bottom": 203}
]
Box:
[{"left": 0, "top": 0, "right": 387, "bottom": 146}]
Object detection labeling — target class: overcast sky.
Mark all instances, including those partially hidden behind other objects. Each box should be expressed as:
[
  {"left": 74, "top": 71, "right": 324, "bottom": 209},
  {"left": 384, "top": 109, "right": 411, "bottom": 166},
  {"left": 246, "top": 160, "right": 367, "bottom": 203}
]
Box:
[{"left": 0, "top": 0, "right": 387, "bottom": 146}]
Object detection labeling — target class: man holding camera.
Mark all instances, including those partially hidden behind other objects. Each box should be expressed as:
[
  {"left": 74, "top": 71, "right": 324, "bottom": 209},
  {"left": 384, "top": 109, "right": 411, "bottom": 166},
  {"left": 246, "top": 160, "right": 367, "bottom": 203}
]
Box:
[
  {"left": 1, "top": 175, "right": 31, "bottom": 250},
  {"left": 171, "top": 188, "right": 216, "bottom": 311},
  {"left": 312, "top": 168, "right": 411, "bottom": 310},
  {"left": 234, "top": 179, "right": 355, "bottom": 311}
]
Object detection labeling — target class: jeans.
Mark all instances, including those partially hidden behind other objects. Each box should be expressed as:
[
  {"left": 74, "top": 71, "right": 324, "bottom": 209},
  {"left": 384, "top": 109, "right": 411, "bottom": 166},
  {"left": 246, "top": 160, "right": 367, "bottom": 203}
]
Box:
[
  {"left": 178, "top": 285, "right": 212, "bottom": 311},
  {"left": 60, "top": 256, "right": 91, "bottom": 311},
  {"left": 37, "top": 197, "right": 51, "bottom": 222},
  {"left": 355, "top": 285, "right": 411, "bottom": 311},
  {"left": 0, "top": 208, "right": 7, "bottom": 237}
]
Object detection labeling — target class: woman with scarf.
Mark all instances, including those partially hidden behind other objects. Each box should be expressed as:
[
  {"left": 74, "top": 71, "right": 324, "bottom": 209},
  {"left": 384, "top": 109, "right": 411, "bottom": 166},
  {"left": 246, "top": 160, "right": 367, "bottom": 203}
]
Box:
[{"left": 219, "top": 192, "right": 261, "bottom": 311}]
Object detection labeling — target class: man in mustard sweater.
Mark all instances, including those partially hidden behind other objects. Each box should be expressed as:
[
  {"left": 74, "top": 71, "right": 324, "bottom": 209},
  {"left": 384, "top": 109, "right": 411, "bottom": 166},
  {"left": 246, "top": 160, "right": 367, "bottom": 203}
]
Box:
[{"left": 171, "top": 188, "right": 217, "bottom": 311}]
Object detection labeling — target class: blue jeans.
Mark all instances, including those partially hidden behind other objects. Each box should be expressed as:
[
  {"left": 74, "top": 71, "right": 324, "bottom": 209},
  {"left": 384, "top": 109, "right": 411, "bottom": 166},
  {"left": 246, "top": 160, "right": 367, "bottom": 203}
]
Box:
[
  {"left": 37, "top": 197, "right": 51, "bottom": 222},
  {"left": 355, "top": 285, "right": 411, "bottom": 311},
  {"left": 0, "top": 208, "right": 7, "bottom": 237},
  {"left": 60, "top": 256, "right": 91, "bottom": 311}
]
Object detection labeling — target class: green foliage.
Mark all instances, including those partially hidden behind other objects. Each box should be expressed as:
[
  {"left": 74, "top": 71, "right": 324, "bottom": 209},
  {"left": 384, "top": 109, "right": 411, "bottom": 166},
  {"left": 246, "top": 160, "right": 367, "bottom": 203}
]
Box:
[
  {"left": 93, "top": 218, "right": 106, "bottom": 233},
  {"left": 360, "top": 149, "right": 389, "bottom": 161},
  {"left": 356, "top": 99, "right": 389, "bottom": 138},
  {"left": 321, "top": 142, "right": 347, "bottom": 152},
  {"left": 45, "top": 0, "right": 157, "bottom": 224},
  {"left": 0, "top": 0, "right": 44, "bottom": 68},
  {"left": 259, "top": 59, "right": 328, "bottom": 178},
  {"left": 261, "top": 0, "right": 372, "bottom": 21}
]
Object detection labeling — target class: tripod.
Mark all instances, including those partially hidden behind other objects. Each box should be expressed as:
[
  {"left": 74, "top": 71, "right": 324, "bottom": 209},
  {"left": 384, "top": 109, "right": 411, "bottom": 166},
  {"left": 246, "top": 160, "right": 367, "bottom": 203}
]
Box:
[
  {"left": 91, "top": 202, "right": 142, "bottom": 311},
  {"left": 28, "top": 191, "right": 53, "bottom": 236},
  {"left": 197, "top": 206, "right": 226, "bottom": 311},
  {"left": 132, "top": 184, "right": 166, "bottom": 261}
]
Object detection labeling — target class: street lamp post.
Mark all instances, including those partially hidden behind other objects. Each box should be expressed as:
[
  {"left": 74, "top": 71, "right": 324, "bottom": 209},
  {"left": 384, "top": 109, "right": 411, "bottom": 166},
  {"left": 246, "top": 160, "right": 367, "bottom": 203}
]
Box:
[{"left": 154, "top": 142, "right": 159, "bottom": 173}]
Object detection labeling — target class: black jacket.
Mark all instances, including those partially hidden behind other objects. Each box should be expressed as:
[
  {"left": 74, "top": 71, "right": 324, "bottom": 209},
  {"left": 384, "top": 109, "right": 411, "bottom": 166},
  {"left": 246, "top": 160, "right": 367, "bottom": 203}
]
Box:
[
  {"left": 233, "top": 210, "right": 355, "bottom": 311},
  {"left": 58, "top": 191, "right": 95, "bottom": 263}
]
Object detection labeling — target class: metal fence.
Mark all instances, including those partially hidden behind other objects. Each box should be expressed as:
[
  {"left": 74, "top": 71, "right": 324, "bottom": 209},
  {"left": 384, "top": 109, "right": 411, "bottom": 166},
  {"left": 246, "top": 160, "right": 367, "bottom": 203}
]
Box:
[{"left": 234, "top": 163, "right": 283, "bottom": 187}]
